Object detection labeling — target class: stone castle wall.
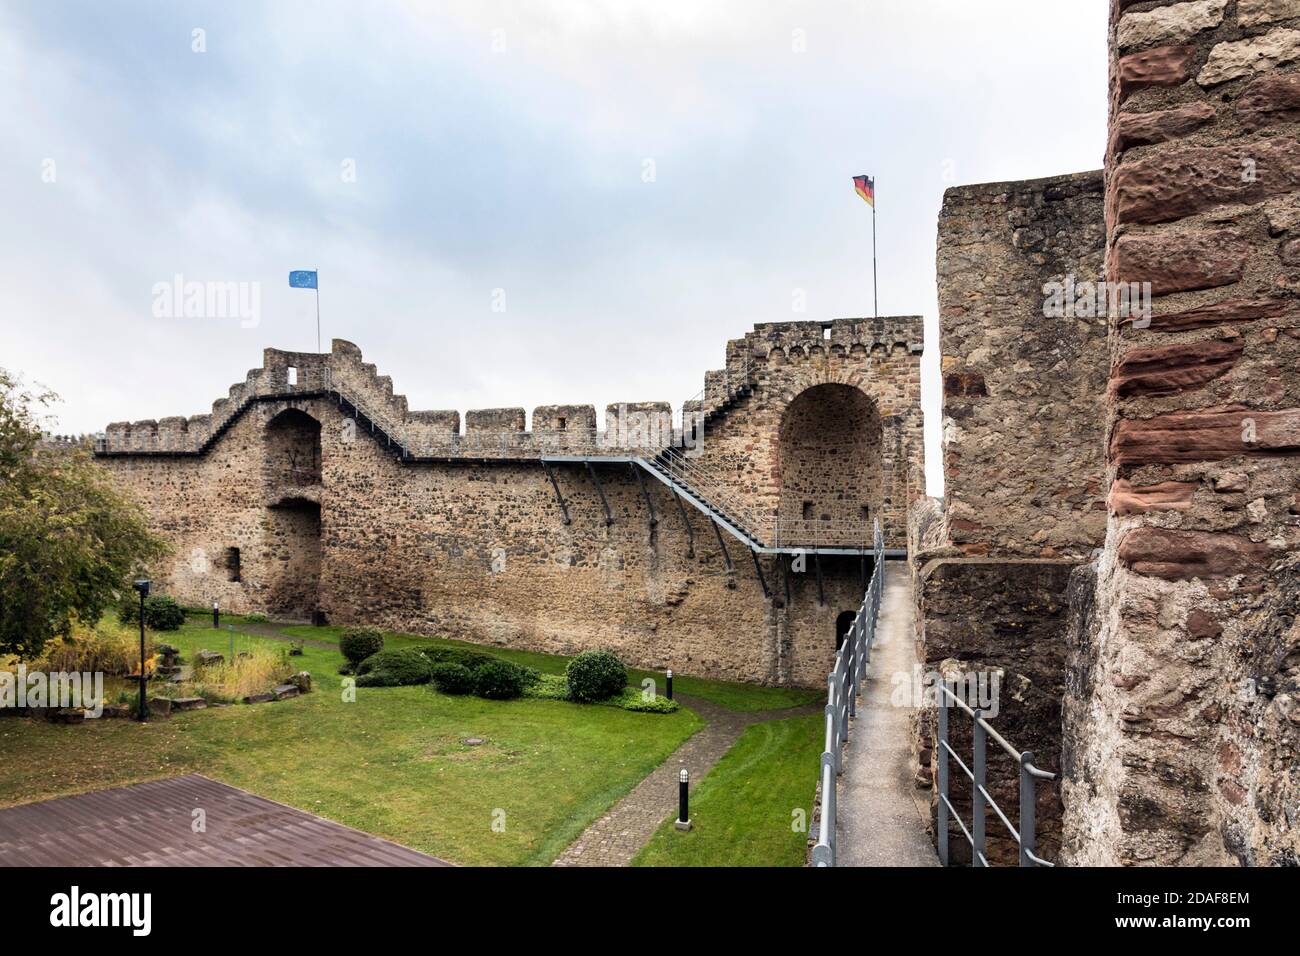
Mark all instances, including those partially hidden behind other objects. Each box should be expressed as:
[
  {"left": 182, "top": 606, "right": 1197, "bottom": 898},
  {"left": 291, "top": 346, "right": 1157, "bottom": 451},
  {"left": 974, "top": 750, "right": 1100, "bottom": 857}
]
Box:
[
  {"left": 1061, "top": 0, "right": 1300, "bottom": 866},
  {"left": 937, "top": 171, "right": 1110, "bottom": 559},
  {"left": 97, "top": 320, "right": 924, "bottom": 688},
  {"left": 911, "top": 172, "right": 1112, "bottom": 862}
]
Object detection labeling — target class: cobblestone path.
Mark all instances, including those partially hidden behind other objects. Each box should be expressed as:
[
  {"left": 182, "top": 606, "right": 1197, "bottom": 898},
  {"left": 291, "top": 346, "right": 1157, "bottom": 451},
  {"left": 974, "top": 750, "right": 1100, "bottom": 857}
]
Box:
[{"left": 552, "top": 694, "right": 823, "bottom": 867}]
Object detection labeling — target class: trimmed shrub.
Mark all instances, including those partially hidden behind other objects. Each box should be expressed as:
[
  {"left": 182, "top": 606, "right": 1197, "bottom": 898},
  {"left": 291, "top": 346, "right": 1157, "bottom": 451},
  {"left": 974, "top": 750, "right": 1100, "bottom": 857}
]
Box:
[
  {"left": 473, "top": 660, "right": 528, "bottom": 700},
  {"left": 118, "top": 594, "right": 186, "bottom": 631},
  {"left": 565, "top": 650, "right": 627, "bottom": 702},
  {"left": 522, "top": 672, "right": 572, "bottom": 701},
  {"left": 245, "top": 612, "right": 269, "bottom": 624},
  {"left": 354, "top": 648, "right": 432, "bottom": 687},
  {"left": 340, "top": 627, "right": 385, "bottom": 667},
  {"left": 416, "top": 646, "right": 496, "bottom": 671},
  {"left": 618, "top": 688, "right": 679, "bottom": 713},
  {"left": 429, "top": 662, "right": 476, "bottom": 695}
]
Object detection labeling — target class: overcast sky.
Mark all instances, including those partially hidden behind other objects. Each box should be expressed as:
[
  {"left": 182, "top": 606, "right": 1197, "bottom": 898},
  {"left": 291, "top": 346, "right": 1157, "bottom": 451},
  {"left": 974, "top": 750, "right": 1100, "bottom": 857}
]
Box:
[{"left": 1, "top": 0, "right": 1107, "bottom": 495}]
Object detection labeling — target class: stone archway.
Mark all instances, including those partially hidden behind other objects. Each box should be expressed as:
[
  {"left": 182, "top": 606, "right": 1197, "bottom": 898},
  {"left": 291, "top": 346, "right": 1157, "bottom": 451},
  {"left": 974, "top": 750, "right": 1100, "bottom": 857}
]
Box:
[
  {"left": 776, "top": 383, "right": 883, "bottom": 546},
  {"left": 265, "top": 407, "right": 321, "bottom": 490},
  {"left": 263, "top": 408, "right": 322, "bottom": 622}
]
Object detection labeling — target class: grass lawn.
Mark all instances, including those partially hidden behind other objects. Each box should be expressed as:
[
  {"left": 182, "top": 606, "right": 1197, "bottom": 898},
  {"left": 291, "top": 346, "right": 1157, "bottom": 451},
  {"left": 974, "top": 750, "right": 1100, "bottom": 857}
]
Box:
[
  {"left": 631, "top": 711, "right": 824, "bottom": 867},
  {"left": 278, "top": 623, "right": 822, "bottom": 712},
  {"left": 0, "top": 622, "right": 702, "bottom": 866}
]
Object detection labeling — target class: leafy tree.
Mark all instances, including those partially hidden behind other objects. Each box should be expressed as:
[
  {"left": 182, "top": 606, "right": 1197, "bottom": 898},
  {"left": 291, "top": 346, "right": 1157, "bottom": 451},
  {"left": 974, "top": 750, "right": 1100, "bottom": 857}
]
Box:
[{"left": 0, "top": 369, "right": 167, "bottom": 659}]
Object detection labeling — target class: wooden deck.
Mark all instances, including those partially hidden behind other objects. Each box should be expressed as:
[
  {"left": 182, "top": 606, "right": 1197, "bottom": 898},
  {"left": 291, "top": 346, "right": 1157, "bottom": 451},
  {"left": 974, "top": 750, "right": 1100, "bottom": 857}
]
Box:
[{"left": 0, "top": 775, "right": 448, "bottom": 867}]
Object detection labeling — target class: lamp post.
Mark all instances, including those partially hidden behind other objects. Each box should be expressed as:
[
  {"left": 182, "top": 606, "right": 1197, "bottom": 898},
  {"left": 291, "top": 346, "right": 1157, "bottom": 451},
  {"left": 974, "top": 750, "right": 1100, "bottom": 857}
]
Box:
[
  {"left": 674, "top": 768, "right": 692, "bottom": 831},
  {"left": 133, "top": 579, "right": 151, "bottom": 722}
]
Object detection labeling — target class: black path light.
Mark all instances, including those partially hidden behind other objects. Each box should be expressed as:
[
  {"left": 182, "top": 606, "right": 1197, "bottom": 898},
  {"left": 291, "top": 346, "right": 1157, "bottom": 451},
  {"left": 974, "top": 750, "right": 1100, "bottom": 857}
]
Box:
[
  {"left": 213, "top": 600, "right": 219, "bottom": 629},
  {"left": 675, "top": 768, "right": 692, "bottom": 831},
  {"left": 133, "top": 579, "right": 151, "bottom": 722},
  {"left": 666, "top": 668, "right": 673, "bottom": 701}
]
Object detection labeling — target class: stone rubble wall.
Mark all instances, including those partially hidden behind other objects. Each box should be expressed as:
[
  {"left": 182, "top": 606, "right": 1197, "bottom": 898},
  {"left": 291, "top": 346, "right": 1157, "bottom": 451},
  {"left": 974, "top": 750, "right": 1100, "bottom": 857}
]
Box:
[
  {"left": 688, "top": 318, "right": 925, "bottom": 549},
  {"left": 909, "top": 171, "right": 1112, "bottom": 862},
  {"left": 96, "top": 319, "right": 923, "bottom": 687},
  {"left": 937, "top": 172, "right": 1110, "bottom": 559}
]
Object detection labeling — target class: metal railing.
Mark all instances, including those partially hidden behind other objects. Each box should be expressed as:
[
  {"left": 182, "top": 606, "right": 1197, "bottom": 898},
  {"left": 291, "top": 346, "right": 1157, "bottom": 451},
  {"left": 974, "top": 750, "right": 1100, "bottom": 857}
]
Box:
[
  {"left": 811, "top": 520, "right": 885, "bottom": 867},
  {"left": 936, "top": 682, "right": 1055, "bottom": 867},
  {"left": 677, "top": 353, "right": 753, "bottom": 436},
  {"left": 652, "top": 446, "right": 768, "bottom": 543},
  {"left": 648, "top": 448, "right": 878, "bottom": 551}
]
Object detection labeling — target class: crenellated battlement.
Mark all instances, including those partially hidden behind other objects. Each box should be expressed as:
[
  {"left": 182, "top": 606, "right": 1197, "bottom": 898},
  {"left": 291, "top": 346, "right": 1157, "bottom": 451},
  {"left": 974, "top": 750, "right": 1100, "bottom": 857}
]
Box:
[
  {"left": 38, "top": 432, "right": 96, "bottom": 452},
  {"left": 96, "top": 319, "right": 920, "bottom": 459}
]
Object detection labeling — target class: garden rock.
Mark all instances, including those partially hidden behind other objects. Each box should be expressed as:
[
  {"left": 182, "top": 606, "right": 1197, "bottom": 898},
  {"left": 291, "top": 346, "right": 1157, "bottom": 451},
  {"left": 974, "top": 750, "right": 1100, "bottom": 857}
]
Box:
[
  {"left": 272, "top": 684, "right": 300, "bottom": 701},
  {"left": 147, "top": 697, "right": 173, "bottom": 717},
  {"left": 195, "top": 650, "right": 224, "bottom": 667},
  {"left": 171, "top": 697, "right": 207, "bottom": 712},
  {"left": 48, "top": 708, "right": 85, "bottom": 724},
  {"left": 242, "top": 692, "right": 273, "bottom": 704},
  {"left": 288, "top": 671, "right": 312, "bottom": 693}
]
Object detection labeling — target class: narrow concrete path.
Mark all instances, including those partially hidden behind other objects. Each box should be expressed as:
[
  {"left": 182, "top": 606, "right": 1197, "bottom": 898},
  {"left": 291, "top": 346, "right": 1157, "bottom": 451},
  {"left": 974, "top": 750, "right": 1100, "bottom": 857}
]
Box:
[
  {"left": 834, "top": 562, "right": 939, "bottom": 866},
  {"left": 553, "top": 695, "right": 822, "bottom": 867}
]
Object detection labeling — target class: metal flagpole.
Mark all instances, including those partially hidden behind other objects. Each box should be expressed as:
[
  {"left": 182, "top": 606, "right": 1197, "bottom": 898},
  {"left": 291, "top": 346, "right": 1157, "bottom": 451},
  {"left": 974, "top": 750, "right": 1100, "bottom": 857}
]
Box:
[
  {"left": 872, "top": 198, "right": 878, "bottom": 319},
  {"left": 310, "top": 267, "right": 318, "bottom": 353}
]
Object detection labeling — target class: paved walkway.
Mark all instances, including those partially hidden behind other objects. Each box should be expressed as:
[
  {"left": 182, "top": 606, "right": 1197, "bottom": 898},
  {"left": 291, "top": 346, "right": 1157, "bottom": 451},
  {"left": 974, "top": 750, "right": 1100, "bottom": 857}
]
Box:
[
  {"left": 553, "top": 694, "right": 823, "bottom": 866},
  {"left": 0, "top": 774, "right": 447, "bottom": 866},
  {"left": 834, "top": 562, "right": 939, "bottom": 866}
]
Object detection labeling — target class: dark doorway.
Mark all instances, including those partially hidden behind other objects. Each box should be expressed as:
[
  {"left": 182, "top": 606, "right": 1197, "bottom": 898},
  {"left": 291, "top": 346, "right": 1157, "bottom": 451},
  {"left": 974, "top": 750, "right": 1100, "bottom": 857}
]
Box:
[
  {"left": 265, "top": 498, "right": 321, "bottom": 622},
  {"left": 835, "top": 610, "right": 856, "bottom": 650}
]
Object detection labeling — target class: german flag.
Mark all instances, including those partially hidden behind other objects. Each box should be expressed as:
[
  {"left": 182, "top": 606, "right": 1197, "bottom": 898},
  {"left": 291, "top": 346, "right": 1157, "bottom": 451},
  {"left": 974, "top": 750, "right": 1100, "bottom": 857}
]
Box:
[{"left": 853, "top": 174, "right": 875, "bottom": 208}]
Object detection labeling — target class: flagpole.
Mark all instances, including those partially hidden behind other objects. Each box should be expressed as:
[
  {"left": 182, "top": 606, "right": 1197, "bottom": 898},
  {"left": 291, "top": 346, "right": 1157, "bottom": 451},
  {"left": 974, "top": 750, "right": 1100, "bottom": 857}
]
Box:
[
  {"left": 872, "top": 198, "right": 878, "bottom": 319},
  {"left": 315, "top": 266, "right": 321, "bottom": 353}
]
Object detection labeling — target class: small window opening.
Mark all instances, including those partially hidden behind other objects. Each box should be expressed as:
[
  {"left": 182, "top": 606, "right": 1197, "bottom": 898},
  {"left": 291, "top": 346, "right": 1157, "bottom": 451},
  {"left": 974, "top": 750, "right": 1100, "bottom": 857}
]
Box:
[
  {"left": 557, "top": 417, "right": 567, "bottom": 431},
  {"left": 861, "top": 505, "right": 871, "bottom": 521},
  {"left": 822, "top": 325, "right": 832, "bottom": 340},
  {"left": 802, "top": 501, "right": 814, "bottom": 520},
  {"left": 287, "top": 366, "right": 298, "bottom": 386}
]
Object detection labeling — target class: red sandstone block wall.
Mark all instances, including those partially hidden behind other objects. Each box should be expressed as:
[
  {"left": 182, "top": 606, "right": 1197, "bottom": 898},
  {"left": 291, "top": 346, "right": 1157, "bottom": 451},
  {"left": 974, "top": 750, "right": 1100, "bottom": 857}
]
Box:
[{"left": 1062, "top": 0, "right": 1300, "bottom": 866}]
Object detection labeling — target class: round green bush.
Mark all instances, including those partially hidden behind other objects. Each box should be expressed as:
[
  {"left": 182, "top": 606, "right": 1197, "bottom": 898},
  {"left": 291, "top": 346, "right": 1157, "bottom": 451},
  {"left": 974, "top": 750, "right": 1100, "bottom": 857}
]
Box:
[
  {"left": 429, "top": 662, "right": 476, "bottom": 695},
  {"left": 565, "top": 650, "right": 627, "bottom": 702},
  {"left": 354, "top": 648, "right": 432, "bottom": 687},
  {"left": 118, "top": 594, "right": 186, "bottom": 631},
  {"left": 146, "top": 596, "right": 186, "bottom": 631},
  {"left": 340, "top": 627, "right": 385, "bottom": 667},
  {"left": 473, "top": 660, "right": 528, "bottom": 700}
]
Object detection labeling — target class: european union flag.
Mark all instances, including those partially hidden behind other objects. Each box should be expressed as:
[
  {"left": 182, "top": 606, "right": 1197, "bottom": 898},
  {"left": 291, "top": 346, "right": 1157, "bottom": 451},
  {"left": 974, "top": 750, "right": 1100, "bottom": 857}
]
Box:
[{"left": 289, "top": 270, "right": 318, "bottom": 289}]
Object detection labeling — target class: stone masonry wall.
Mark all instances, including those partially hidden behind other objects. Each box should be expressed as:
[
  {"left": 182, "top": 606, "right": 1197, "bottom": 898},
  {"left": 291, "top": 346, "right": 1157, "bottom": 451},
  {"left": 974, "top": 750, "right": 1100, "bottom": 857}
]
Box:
[
  {"left": 96, "top": 321, "right": 920, "bottom": 688},
  {"left": 1061, "top": 0, "right": 1300, "bottom": 865},
  {"left": 686, "top": 318, "right": 925, "bottom": 549},
  {"left": 909, "top": 172, "right": 1111, "bottom": 863},
  {"left": 937, "top": 172, "right": 1110, "bottom": 559}
]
